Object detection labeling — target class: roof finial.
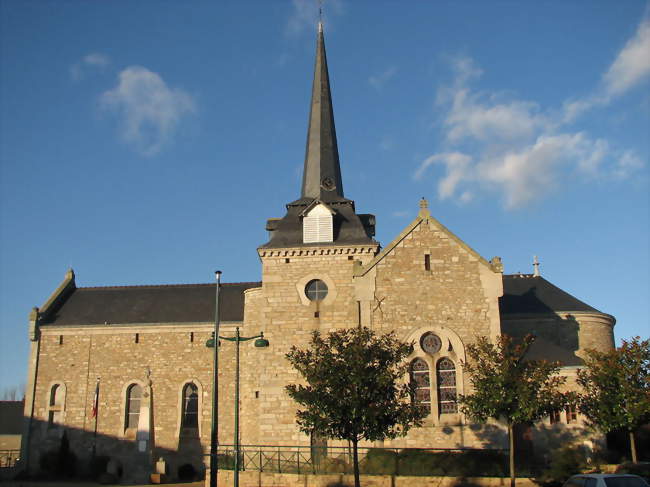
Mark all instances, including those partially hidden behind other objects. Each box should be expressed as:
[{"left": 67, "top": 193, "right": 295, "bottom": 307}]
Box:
[
  {"left": 533, "top": 255, "right": 540, "bottom": 277},
  {"left": 318, "top": 0, "right": 323, "bottom": 32},
  {"left": 418, "top": 197, "right": 430, "bottom": 218}
]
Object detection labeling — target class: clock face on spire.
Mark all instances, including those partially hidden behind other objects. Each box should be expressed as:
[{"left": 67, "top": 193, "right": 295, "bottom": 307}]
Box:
[{"left": 321, "top": 177, "right": 336, "bottom": 191}]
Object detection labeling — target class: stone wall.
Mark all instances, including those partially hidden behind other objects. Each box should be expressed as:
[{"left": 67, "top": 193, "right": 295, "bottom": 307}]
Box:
[{"left": 24, "top": 323, "right": 246, "bottom": 480}]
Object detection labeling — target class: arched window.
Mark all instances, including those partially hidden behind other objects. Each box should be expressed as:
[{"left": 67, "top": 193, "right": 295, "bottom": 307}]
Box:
[
  {"left": 410, "top": 358, "right": 431, "bottom": 415},
  {"left": 181, "top": 382, "right": 199, "bottom": 428},
  {"left": 436, "top": 358, "right": 458, "bottom": 414},
  {"left": 125, "top": 384, "right": 142, "bottom": 432},
  {"left": 48, "top": 384, "right": 64, "bottom": 427}
]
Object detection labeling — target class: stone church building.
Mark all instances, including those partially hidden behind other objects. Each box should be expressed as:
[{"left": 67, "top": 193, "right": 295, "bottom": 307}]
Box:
[{"left": 21, "top": 25, "right": 615, "bottom": 480}]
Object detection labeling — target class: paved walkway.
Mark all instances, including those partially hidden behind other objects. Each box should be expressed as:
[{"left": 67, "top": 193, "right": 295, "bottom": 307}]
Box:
[{"left": 1, "top": 481, "right": 203, "bottom": 487}]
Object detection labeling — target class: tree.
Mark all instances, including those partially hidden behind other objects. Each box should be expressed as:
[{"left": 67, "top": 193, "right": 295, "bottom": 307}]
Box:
[
  {"left": 577, "top": 336, "right": 650, "bottom": 464},
  {"left": 458, "top": 335, "right": 569, "bottom": 487},
  {"left": 285, "top": 327, "right": 426, "bottom": 487},
  {"left": 1, "top": 383, "right": 25, "bottom": 401}
]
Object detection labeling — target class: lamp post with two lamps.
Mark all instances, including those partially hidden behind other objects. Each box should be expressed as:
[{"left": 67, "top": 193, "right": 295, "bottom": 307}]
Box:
[{"left": 207, "top": 273, "right": 269, "bottom": 487}]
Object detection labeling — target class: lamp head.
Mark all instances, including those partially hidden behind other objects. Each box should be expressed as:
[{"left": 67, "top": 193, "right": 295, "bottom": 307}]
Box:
[
  {"left": 215, "top": 270, "right": 222, "bottom": 281},
  {"left": 254, "top": 331, "right": 269, "bottom": 348}
]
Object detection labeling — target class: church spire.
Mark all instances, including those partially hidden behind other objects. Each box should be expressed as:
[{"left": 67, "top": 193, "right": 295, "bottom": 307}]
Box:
[{"left": 301, "top": 22, "right": 344, "bottom": 201}]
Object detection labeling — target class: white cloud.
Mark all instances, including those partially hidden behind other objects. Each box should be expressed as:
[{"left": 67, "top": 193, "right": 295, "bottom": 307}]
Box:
[
  {"left": 414, "top": 152, "right": 472, "bottom": 200},
  {"left": 286, "top": 0, "right": 344, "bottom": 36},
  {"left": 476, "top": 133, "right": 608, "bottom": 209},
  {"left": 416, "top": 134, "right": 616, "bottom": 209},
  {"left": 436, "top": 56, "right": 548, "bottom": 143},
  {"left": 613, "top": 150, "right": 645, "bottom": 179},
  {"left": 560, "top": 17, "right": 650, "bottom": 122},
  {"left": 100, "top": 66, "right": 196, "bottom": 156},
  {"left": 603, "top": 18, "right": 650, "bottom": 97},
  {"left": 416, "top": 47, "right": 646, "bottom": 209},
  {"left": 70, "top": 52, "right": 110, "bottom": 81},
  {"left": 369, "top": 67, "right": 397, "bottom": 90}
]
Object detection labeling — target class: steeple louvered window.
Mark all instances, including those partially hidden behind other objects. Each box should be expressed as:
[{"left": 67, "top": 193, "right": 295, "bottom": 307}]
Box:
[{"left": 303, "top": 204, "right": 333, "bottom": 243}]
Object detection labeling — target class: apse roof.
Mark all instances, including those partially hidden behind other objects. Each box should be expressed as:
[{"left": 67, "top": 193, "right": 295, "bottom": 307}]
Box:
[
  {"left": 40, "top": 282, "right": 261, "bottom": 326},
  {"left": 500, "top": 274, "right": 600, "bottom": 314}
]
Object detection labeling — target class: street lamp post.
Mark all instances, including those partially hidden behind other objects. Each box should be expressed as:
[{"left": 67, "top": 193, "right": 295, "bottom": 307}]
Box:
[
  {"left": 209, "top": 270, "right": 222, "bottom": 487},
  {"left": 207, "top": 327, "right": 268, "bottom": 487}
]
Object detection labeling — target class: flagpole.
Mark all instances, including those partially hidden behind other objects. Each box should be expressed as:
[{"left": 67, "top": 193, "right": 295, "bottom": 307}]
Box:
[{"left": 92, "top": 377, "right": 100, "bottom": 458}]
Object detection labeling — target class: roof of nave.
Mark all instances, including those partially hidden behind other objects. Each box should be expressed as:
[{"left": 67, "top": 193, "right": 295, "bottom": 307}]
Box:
[
  {"left": 39, "top": 281, "right": 261, "bottom": 326},
  {"left": 500, "top": 274, "right": 600, "bottom": 315}
]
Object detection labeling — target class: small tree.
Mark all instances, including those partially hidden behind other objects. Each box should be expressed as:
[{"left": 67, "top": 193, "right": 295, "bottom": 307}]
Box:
[
  {"left": 285, "top": 327, "right": 426, "bottom": 487},
  {"left": 577, "top": 336, "right": 650, "bottom": 464},
  {"left": 459, "top": 335, "right": 569, "bottom": 487}
]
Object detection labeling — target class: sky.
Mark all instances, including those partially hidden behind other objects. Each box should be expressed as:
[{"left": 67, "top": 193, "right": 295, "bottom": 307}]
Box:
[{"left": 1, "top": 0, "right": 649, "bottom": 392}]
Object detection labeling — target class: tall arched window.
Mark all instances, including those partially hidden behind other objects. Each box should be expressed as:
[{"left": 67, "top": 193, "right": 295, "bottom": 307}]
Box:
[
  {"left": 410, "top": 358, "right": 431, "bottom": 415},
  {"left": 436, "top": 358, "right": 458, "bottom": 414},
  {"left": 48, "top": 384, "right": 64, "bottom": 428},
  {"left": 181, "top": 382, "right": 199, "bottom": 428},
  {"left": 125, "top": 384, "right": 142, "bottom": 433}
]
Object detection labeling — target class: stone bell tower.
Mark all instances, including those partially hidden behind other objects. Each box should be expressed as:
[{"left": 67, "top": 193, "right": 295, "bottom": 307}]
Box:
[{"left": 243, "top": 22, "right": 382, "bottom": 444}]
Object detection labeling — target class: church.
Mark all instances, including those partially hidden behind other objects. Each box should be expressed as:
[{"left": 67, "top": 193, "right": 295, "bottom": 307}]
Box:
[{"left": 20, "top": 24, "right": 616, "bottom": 481}]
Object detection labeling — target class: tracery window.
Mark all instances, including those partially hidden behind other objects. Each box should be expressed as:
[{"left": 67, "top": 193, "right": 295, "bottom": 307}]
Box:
[
  {"left": 549, "top": 409, "right": 561, "bottom": 424},
  {"left": 565, "top": 404, "right": 578, "bottom": 424},
  {"left": 48, "top": 383, "right": 64, "bottom": 428},
  {"left": 181, "top": 382, "right": 199, "bottom": 429},
  {"left": 410, "top": 358, "right": 431, "bottom": 415},
  {"left": 125, "top": 384, "right": 142, "bottom": 434},
  {"left": 436, "top": 358, "right": 458, "bottom": 414}
]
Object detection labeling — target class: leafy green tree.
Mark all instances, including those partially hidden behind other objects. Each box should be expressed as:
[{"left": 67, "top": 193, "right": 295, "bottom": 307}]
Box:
[
  {"left": 577, "top": 336, "right": 650, "bottom": 464},
  {"left": 285, "top": 327, "right": 426, "bottom": 487},
  {"left": 458, "top": 335, "right": 569, "bottom": 487}
]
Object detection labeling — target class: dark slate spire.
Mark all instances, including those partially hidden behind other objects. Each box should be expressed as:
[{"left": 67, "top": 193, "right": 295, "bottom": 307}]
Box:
[
  {"left": 301, "top": 22, "right": 344, "bottom": 202},
  {"left": 260, "top": 22, "right": 377, "bottom": 249}
]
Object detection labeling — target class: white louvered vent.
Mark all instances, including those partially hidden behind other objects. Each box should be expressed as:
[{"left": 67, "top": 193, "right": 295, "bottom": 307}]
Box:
[{"left": 303, "top": 204, "right": 333, "bottom": 243}]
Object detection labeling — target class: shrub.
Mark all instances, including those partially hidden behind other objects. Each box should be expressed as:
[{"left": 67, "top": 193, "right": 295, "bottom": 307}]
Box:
[
  {"left": 360, "top": 449, "right": 397, "bottom": 475},
  {"left": 178, "top": 462, "right": 197, "bottom": 481},
  {"left": 38, "top": 433, "right": 77, "bottom": 478},
  {"left": 539, "top": 445, "right": 590, "bottom": 486},
  {"left": 89, "top": 455, "right": 110, "bottom": 479},
  {"left": 319, "top": 456, "right": 349, "bottom": 473}
]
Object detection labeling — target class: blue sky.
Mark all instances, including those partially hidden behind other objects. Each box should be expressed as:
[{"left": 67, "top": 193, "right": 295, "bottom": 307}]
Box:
[{"left": 1, "top": 0, "right": 648, "bottom": 392}]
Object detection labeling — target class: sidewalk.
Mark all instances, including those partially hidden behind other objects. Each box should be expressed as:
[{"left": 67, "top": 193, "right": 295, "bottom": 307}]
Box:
[{"left": 0, "top": 482, "right": 204, "bottom": 487}]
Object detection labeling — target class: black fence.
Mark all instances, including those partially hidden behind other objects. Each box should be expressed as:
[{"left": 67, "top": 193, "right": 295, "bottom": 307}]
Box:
[
  {"left": 0, "top": 449, "right": 20, "bottom": 468},
  {"left": 209, "top": 444, "right": 518, "bottom": 477}
]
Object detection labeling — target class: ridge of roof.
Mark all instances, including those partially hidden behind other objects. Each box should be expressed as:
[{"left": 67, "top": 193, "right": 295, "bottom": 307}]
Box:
[{"left": 77, "top": 281, "right": 262, "bottom": 290}]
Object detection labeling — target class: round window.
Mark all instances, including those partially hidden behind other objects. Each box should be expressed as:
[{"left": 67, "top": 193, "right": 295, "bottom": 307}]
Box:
[
  {"left": 420, "top": 332, "right": 442, "bottom": 354},
  {"left": 305, "top": 279, "right": 328, "bottom": 301}
]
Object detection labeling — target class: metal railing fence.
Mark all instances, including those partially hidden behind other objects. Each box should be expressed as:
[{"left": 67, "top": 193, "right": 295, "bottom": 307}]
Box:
[
  {"left": 0, "top": 449, "right": 20, "bottom": 468},
  {"left": 207, "top": 444, "right": 522, "bottom": 477}
]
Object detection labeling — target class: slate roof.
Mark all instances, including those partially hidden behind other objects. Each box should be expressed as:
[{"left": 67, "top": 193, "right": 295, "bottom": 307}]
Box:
[
  {"left": 0, "top": 401, "right": 24, "bottom": 435},
  {"left": 500, "top": 274, "right": 600, "bottom": 315},
  {"left": 524, "top": 337, "right": 584, "bottom": 366},
  {"left": 40, "top": 282, "right": 261, "bottom": 326}
]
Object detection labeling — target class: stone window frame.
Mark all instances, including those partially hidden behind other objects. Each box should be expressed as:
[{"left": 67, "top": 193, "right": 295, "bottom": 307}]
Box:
[
  {"left": 404, "top": 326, "right": 466, "bottom": 425},
  {"left": 177, "top": 378, "right": 203, "bottom": 439},
  {"left": 120, "top": 379, "right": 146, "bottom": 440},
  {"left": 296, "top": 273, "right": 337, "bottom": 306},
  {"left": 45, "top": 381, "right": 66, "bottom": 434}
]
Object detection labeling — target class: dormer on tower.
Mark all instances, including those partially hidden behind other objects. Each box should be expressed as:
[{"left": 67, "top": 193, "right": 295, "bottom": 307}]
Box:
[
  {"left": 260, "top": 23, "right": 376, "bottom": 249},
  {"left": 301, "top": 200, "right": 335, "bottom": 243}
]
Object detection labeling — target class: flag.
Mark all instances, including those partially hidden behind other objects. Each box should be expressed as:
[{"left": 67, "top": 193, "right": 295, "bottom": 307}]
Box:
[{"left": 91, "top": 380, "right": 99, "bottom": 419}]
